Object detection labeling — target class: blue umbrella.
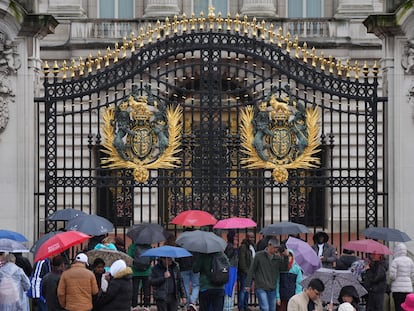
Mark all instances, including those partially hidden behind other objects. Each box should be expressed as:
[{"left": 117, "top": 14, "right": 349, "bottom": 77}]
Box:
[
  {"left": 140, "top": 245, "right": 192, "bottom": 258},
  {"left": 0, "top": 229, "right": 28, "bottom": 242}
]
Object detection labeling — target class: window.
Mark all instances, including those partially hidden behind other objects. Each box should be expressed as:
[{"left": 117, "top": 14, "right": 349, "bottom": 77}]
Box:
[
  {"left": 99, "top": 0, "right": 134, "bottom": 18},
  {"left": 287, "top": 0, "right": 322, "bottom": 18},
  {"left": 194, "top": 0, "right": 228, "bottom": 16}
]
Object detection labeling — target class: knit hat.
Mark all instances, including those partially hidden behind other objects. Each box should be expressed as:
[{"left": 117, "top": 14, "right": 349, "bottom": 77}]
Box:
[
  {"left": 109, "top": 259, "right": 126, "bottom": 277},
  {"left": 75, "top": 253, "right": 88, "bottom": 265},
  {"left": 338, "top": 302, "right": 355, "bottom": 311},
  {"left": 402, "top": 293, "right": 414, "bottom": 311}
]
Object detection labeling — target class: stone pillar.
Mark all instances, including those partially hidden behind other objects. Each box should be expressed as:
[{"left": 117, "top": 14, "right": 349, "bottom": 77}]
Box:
[
  {"left": 335, "top": 0, "right": 382, "bottom": 18},
  {"left": 143, "top": 0, "right": 180, "bottom": 18},
  {"left": 240, "top": 0, "right": 277, "bottom": 17},
  {"left": 46, "top": 0, "right": 86, "bottom": 18}
]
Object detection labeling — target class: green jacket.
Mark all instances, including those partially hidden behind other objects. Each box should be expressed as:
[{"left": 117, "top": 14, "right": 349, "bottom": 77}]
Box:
[
  {"left": 246, "top": 249, "right": 288, "bottom": 291},
  {"left": 192, "top": 252, "right": 226, "bottom": 290},
  {"left": 127, "top": 243, "right": 152, "bottom": 277}
]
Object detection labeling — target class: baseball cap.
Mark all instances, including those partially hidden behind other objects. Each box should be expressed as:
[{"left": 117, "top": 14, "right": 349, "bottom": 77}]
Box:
[{"left": 75, "top": 253, "right": 89, "bottom": 265}]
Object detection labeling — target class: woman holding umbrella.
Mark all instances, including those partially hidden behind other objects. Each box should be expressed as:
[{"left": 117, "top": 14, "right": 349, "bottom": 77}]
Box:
[{"left": 150, "top": 256, "right": 186, "bottom": 311}]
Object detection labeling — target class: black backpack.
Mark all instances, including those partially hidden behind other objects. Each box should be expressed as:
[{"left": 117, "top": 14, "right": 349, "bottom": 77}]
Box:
[
  {"left": 133, "top": 244, "right": 151, "bottom": 271},
  {"left": 209, "top": 252, "right": 230, "bottom": 286}
]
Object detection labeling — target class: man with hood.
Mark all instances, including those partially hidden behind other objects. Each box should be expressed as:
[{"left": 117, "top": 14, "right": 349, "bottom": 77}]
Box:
[
  {"left": 275, "top": 249, "right": 303, "bottom": 311},
  {"left": 96, "top": 259, "right": 133, "bottom": 311},
  {"left": 311, "top": 231, "right": 337, "bottom": 269},
  {"left": 390, "top": 242, "right": 414, "bottom": 311}
]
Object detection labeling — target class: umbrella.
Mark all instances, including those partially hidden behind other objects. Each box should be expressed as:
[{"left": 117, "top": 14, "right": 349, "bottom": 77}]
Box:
[
  {"left": 47, "top": 208, "right": 87, "bottom": 221},
  {"left": 260, "top": 222, "right": 310, "bottom": 236},
  {"left": 213, "top": 217, "right": 257, "bottom": 229},
  {"left": 363, "top": 227, "right": 411, "bottom": 242},
  {"left": 34, "top": 231, "right": 90, "bottom": 262},
  {"left": 300, "top": 268, "right": 368, "bottom": 304},
  {"left": 30, "top": 231, "right": 61, "bottom": 255},
  {"left": 66, "top": 214, "right": 113, "bottom": 236},
  {"left": 0, "top": 238, "right": 29, "bottom": 253},
  {"left": 286, "top": 236, "right": 321, "bottom": 275},
  {"left": 127, "top": 223, "right": 166, "bottom": 244},
  {"left": 176, "top": 230, "right": 226, "bottom": 253},
  {"left": 343, "top": 239, "right": 392, "bottom": 255},
  {"left": 0, "top": 229, "right": 28, "bottom": 242},
  {"left": 87, "top": 249, "right": 133, "bottom": 267},
  {"left": 171, "top": 210, "right": 217, "bottom": 227},
  {"left": 140, "top": 245, "right": 192, "bottom": 258}
]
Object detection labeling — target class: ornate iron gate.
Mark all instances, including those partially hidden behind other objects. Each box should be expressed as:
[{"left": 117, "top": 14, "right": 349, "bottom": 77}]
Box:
[{"left": 35, "top": 12, "right": 383, "bottom": 250}]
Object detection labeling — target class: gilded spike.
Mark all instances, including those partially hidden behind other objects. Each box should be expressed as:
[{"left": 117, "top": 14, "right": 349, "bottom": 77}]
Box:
[
  {"left": 320, "top": 52, "right": 326, "bottom": 71},
  {"left": 217, "top": 12, "right": 223, "bottom": 31},
  {"left": 156, "top": 20, "right": 162, "bottom": 39},
  {"left": 260, "top": 20, "right": 266, "bottom": 40},
  {"left": 302, "top": 42, "right": 308, "bottom": 63},
  {"left": 243, "top": 15, "right": 249, "bottom": 35},
  {"left": 234, "top": 14, "right": 241, "bottom": 32},
  {"left": 147, "top": 23, "right": 154, "bottom": 42},
  {"left": 198, "top": 12, "right": 205, "bottom": 30},
  {"left": 336, "top": 58, "right": 342, "bottom": 76},
  {"left": 139, "top": 28, "right": 145, "bottom": 47},
  {"left": 78, "top": 57, "right": 85, "bottom": 76},
  {"left": 61, "top": 60, "right": 68, "bottom": 79},
  {"left": 226, "top": 13, "right": 232, "bottom": 31},
  {"left": 43, "top": 61, "right": 50, "bottom": 76},
  {"left": 363, "top": 61, "right": 369, "bottom": 76},
  {"left": 345, "top": 59, "right": 351, "bottom": 78},
  {"left": 95, "top": 51, "right": 102, "bottom": 69},
  {"left": 121, "top": 38, "right": 127, "bottom": 58},
  {"left": 328, "top": 55, "right": 334, "bottom": 74},
  {"left": 70, "top": 59, "right": 76, "bottom": 78},
  {"left": 294, "top": 36, "right": 300, "bottom": 58},
  {"left": 182, "top": 13, "right": 188, "bottom": 32},
  {"left": 113, "top": 43, "right": 120, "bottom": 63},
  {"left": 86, "top": 54, "right": 93, "bottom": 73},
  {"left": 165, "top": 17, "right": 170, "bottom": 36},
  {"left": 252, "top": 17, "right": 258, "bottom": 37},
  {"left": 373, "top": 60, "right": 379, "bottom": 76},
  {"left": 268, "top": 23, "right": 274, "bottom": 44},
  {"left": 191, "top": 13, "right": 196, "bottom": 31},
  {"left": 130, "top": 32, "right": 136, "bottom": 52},
  {"left": 354, "top": 60, "right": 360, "bottom": 79},
  {"left": 53, "top": 60, "right": 59, "bottom": 76},
  {"left": 311, "top": 47, "right": 317, "bottom": 67},
  {"left": 277, "top": 27, "right": 283, "bottom": 48},
  {"left": 173, "top": 16, "right": 178, "bottom": 34},
  {"left": 104, "top": 47, "right": 111, "bottom": 67},
  {"left": 285, "top": 32, "right": 292, "bottom": 53},
  {"left": 208, "top": 6, "right": 215, "bottom": 30}
]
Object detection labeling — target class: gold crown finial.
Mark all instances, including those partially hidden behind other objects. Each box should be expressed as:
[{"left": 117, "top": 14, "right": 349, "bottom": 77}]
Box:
[{"left": 43, "top": 61, "right": 50, "bottom": 76}]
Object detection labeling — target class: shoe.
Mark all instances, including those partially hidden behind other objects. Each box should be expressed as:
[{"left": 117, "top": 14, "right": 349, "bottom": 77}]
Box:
[{"left": 188, "top": 303, "right": 198, "bottom": 311}]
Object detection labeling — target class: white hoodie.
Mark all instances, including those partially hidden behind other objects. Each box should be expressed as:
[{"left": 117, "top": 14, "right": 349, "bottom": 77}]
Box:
[{"left": 390, "top": 242, "right": 414, "bottom": 293}]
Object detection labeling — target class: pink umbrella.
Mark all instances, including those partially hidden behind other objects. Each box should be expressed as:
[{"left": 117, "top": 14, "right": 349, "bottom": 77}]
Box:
[
  {"left": 171, "top": 210, "right": 217, "bottom": 227},
  {"left": 343, "top": 239, "right": 392, "bottom": 255},
  {"left": 213, "top": 217, "right": 257, "bottom": 229}
]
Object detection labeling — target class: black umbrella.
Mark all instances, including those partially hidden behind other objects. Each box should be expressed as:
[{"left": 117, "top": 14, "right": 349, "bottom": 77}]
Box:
[
  {"left": 260, "top": 221, "right": 310, "bottom": 236},
  {"left": 363, "top": 227, "right": 411, "bottom": 242},
  {"left": 127, "top": 223, "right": 166, "bottom": 244},
  {"left": 176, "top": 230, "right": 226, "bottom": 253},
  {"left": 30, "top": 231, "right": 60, "bottom": 255},
  {"left": 47, "top": 208, "right": 87, "bottom": 221},
  {"left": 66, "top": 214, "right": 113, "bottom": 236}
]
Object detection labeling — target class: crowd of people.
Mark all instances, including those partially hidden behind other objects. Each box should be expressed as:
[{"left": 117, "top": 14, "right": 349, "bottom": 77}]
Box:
[{"left": 1, "top": 229, "right": 414, "bottom": 311}]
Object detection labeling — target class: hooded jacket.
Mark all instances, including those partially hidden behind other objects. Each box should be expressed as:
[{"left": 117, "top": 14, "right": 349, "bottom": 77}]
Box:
[
  {"left": 311, "top": 232, "right": 337, "bottom": 269},
  {"left": 150, "top": 260, "right": 186, "bottom": 302},
  {"left": 390, "top": 242, "right": 414, "bottom": 293},
  {"left": 96, "top": 260, "right": 133, "bottom": 311},
  {"left": 275, "top": 249, "right": 303, "bottom": 301}
]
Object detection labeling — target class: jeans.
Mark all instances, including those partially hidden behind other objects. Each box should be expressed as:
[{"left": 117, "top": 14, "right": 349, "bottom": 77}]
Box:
[
  {"left": 255, "top": 289, "right": 276, "bottom": 311},
  {"left": 238, "top": 273, "right": 249, "bottom": 310},
  {"left": 131, "top": 275, "right": 150, "bottom": 308},
  {"left": 181, "top": 270, "right": 200, "bottom": 305},
  {"left": 199, "top": 288, "right": 224, "bottom": 311}
]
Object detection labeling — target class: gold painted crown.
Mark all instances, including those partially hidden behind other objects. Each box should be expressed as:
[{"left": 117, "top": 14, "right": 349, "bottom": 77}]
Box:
[
  {"left": 269, "top": 95, "right": 290, "bottom": 121},
  {"left": 129, "top": 96, "right": 152, "bottom": 121}
]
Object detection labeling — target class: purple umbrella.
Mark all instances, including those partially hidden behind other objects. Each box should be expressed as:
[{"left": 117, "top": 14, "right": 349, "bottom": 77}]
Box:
[{"left": 286, "top": 236, "right": 321, "bottom": 275}]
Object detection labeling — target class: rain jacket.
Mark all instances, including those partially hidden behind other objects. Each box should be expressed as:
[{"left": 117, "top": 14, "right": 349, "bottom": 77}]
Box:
[
  {"left": 389, "top": 242, "right": 414, "bottom": 293},
  {"left": 150, "top": 260, "right": 186, "bottom": 302},
  {"left": 57, "top": 262, "right": 99, "bottom": 311},
  {"left": 127, "top": 243, "right": 152, "bottom": 277},
  {"left": 275, "top": 250, "right": 303, "bottom": 301},
  {"left": 0, "top": 262, "right": 30, "bottom": 311},
  {"left": 96, "top": 265, "right": 133, "bottom": 311}
]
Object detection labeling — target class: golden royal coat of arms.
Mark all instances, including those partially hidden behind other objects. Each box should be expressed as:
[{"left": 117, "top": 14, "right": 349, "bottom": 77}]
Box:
[
  {"left": 101, "top": 91, "right": 182, "bottom": 183},
  {"left": 240, "top": 93, "right": 321, "bottom": 183}
]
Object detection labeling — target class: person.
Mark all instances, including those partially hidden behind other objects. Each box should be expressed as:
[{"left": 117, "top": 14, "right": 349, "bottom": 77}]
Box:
[
  {"left": 87, "top": 235, "right": 106, "bottom": 251},
  {"left": 128, "top": 242, "right": 152, "bottom": 311},
  {"left": 337, "top": 285, "right": 361, "bottom": 311},
  {"left": 287, "top": 278, "right": 325, "bottom": 311},
  {"left": 337, "top": 302, "right": 356, "bottom": 311},
  {"left": 276, "top": 249, "right": 303, "bottom": 311},
  {"left": 335, "top": 249, "right": 360, "bottom": 271},
  {"left": 256, "top": 234, "right": 272, "bottom": 252},
  {"left": 28, "top": 257, "right": 51, "bottom": 311},
  {"left": 401, "top": 293, "right": 414, "bottom": 311},
  {"left": 176, "top": 247, "right": 199, "bottom": 311},
  {"left": 389, "top": 242, "right": 414, "bottom": 311},
  {"left": 41, "top": 255, "right": 66, "bottom": 311},
  {"left": 0, "top": 253, "right": 30, "bottom": 311},
  {"left": 114, "top": 236, "right": 126, "bottom": 253},
  {"left": 94, "top": 259, "right": 133, "bottom": 311},
  {"left": 13, "top": 252, "right": 33, "bottom": 277},
  {"left": 193, "top": 251, "right": 229, "bottom": 311},
  {"left": 238, "top": 231, "right": 256, "bottom": 311},
  {"left": 223, "top": 230, "right": 239, "bottom": 311},
  {"left": 94, "top": 236, "right": 117, "bottom": 250},
  {"left": 150, "top": 256, "right": 186, "bottom": 311},
  {"left": 362, "top": 253, "right": 387, "bottom": 311},
  {"left": 57, "top": 253, "right": 99, "bottom": 311},
  {"left": 311, "top": 231, "right": 337, "bottom": 269},
  {"left": 92, "top": 258, "right": 108, "bottom": 291},
  {"left": 245, "top": 238, "right": 289, "bottom": 311}
]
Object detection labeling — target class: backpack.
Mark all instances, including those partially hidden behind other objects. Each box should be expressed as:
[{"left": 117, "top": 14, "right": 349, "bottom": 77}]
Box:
[
  {"left": 133, "top": 244, "right": 151, "bottom": 271},
  {"left": 209, "top": 252, "right": 230, "bottom": 286}
]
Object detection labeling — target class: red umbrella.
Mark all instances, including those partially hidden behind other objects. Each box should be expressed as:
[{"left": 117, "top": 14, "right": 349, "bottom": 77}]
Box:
[
  {"left": 34, "top": 231, "right": 90, "bottom": 262},
  {"left": 213, "top": 217, "right": 257, "bottom": 229},
  {"left": 170, "top": 210, "right": 217, "bottom": 227},
  {"left": 343, "top": 239, "right": 392, "bottom": 255}
]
